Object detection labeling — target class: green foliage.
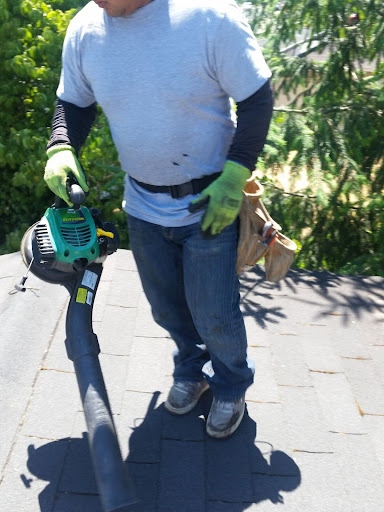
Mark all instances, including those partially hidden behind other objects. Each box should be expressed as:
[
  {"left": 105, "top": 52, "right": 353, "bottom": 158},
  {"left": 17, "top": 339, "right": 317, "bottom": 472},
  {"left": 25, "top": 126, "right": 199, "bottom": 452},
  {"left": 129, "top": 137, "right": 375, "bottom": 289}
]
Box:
[
  {"left": 241, "top": 0, "right": 384, "bottom": 276},
  {"left": 2, "top": 0, "right": 383, "bottom": 278},
  {"left": 0, "top": 0, "right": 127, "bottom": 254}
]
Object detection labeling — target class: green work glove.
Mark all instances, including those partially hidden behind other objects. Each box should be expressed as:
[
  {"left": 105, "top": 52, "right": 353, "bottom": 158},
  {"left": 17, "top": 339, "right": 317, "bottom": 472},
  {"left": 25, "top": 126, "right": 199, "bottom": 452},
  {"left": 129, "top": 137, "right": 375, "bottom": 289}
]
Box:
[
  {"left": 44, "top": 144, "right": 89, "bottom": 206},
  {"left": 191, "top": 160, "right": 250, "bottom": 235}
]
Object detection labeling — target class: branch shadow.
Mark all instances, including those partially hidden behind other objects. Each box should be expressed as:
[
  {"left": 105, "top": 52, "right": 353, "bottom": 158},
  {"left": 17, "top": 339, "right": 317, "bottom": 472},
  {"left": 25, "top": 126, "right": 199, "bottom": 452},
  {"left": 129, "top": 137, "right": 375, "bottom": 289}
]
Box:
[
  {"left": 240, "top": 266, "right": 288, "bottom": 329},
  {"left": 240, "top": 265, "right": 384, "bottom": 327}
]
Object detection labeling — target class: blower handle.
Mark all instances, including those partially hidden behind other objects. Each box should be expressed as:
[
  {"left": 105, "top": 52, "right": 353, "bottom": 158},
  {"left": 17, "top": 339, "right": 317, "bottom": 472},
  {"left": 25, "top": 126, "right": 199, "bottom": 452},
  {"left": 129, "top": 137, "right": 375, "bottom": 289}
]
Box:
[
  {"left": 70, "top": 183, "right": 86, "bottom": 210},
  {"left": 54, "top": 174, "right": 86, "bottom": 210}
]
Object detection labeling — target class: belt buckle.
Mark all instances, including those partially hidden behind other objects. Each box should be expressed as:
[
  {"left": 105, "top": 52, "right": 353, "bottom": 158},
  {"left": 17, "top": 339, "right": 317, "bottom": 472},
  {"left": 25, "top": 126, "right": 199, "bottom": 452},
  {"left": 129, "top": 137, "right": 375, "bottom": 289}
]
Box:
[
  {"left": 170, "top": 184, "right": 182, "bottom": 199},
  {"left": 170, "top": 182, "right": 194, "bottom": 199}
]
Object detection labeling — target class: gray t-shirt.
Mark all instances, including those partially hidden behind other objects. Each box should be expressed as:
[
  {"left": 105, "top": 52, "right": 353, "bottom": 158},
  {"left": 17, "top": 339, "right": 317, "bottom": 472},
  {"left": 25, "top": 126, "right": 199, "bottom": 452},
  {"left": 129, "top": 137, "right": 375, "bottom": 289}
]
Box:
[{"left": 57, "top": 0, "right": 271, "bottom": 226}]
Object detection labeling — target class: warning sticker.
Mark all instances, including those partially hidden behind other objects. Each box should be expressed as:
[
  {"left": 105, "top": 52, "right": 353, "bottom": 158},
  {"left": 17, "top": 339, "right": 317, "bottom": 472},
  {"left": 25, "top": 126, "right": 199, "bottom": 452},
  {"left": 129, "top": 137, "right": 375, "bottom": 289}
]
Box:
[
  {"left": 76, "top": 288, "right": 87, "bottom": 304},
  {"left": 81, "top": 270, "right": 98, "bottom": 290},
  {"left": 86, "top": 291, "right": 94, "bottom": 306}
]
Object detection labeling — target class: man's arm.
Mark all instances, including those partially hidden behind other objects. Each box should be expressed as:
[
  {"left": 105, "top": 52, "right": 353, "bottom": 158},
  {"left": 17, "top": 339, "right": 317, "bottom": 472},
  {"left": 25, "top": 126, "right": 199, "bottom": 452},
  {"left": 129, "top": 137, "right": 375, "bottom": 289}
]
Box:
[
  {"left": 227, "top": 79, "right": 274, "bottom": 171},
  {"left": 47, "top": 98, "right": 97, "bottom": 154},
  {"left": 191, "top": 80, "right": 274, "bottom": 235},
  {"left": 44, "top": 99, "right": 97, "bottom": 205}
]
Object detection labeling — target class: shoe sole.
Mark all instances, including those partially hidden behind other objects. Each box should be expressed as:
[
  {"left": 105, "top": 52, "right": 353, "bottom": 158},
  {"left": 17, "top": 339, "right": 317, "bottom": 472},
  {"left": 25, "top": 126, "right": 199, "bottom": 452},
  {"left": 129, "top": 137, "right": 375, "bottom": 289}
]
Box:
[
  {"left": 164, "top": 381, "right": 210, "bottom": 415},
  {"left": 206, "top": 403, "right": 245, "bottom": 439}
]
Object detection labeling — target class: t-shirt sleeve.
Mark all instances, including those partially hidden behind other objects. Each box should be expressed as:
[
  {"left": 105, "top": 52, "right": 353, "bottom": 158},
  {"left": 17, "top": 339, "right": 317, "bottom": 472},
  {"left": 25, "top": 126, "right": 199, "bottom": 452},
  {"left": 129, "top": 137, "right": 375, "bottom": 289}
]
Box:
[
  {"left": 211, "top": 2, "right": 272, "bottom": 103},
  {"left": 56, "top": 20, "right": 96, "bottom": 108}
]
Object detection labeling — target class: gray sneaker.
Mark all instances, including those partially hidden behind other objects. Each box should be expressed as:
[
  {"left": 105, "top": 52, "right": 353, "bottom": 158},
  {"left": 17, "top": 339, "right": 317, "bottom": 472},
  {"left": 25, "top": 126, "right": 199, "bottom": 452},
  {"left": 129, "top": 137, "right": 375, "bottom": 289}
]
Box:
[
  {"left": 206, "top": 395, "right": 245, "bottom": 439},
  {"left": 165, "top": 380, "right": 210, "bottom": 415}
]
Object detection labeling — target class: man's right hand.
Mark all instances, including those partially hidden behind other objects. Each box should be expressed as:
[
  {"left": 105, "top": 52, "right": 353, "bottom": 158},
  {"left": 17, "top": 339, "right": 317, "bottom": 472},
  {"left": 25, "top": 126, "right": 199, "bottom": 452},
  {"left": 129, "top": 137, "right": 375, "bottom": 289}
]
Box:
[{"left": 44, "top": 144, "right": 89, "bottom": 206}]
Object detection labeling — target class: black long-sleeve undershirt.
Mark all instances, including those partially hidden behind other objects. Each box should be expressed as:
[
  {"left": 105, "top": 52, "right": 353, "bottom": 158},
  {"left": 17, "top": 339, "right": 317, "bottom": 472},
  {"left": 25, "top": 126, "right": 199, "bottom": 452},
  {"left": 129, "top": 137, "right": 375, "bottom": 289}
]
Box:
[
  {"left": 47, "top": 80, "right": 273, "bottom": 170},
  {"left": 47, "top": 99, "right": 97, "bottom": 155},
  {"left": 227, "top": 80, "right": 274, "bottom": 171}
]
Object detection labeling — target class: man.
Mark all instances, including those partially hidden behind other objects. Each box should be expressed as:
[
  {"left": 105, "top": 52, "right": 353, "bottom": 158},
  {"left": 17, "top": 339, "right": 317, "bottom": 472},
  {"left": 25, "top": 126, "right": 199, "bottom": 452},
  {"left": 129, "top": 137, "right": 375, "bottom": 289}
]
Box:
[{"left": 44, "top": 0, "right": 273, "bottom": 438}]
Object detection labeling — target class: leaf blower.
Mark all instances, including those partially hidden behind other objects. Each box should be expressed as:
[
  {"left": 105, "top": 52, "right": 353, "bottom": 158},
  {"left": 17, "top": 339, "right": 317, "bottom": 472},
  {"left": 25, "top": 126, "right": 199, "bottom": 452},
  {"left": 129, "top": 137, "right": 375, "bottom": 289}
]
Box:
[
  {"left": 18, "top": 180, "right": 142, "bottom": 512},
  {"left": 20, "top": 183, "right": 119, "bottom": 285}
]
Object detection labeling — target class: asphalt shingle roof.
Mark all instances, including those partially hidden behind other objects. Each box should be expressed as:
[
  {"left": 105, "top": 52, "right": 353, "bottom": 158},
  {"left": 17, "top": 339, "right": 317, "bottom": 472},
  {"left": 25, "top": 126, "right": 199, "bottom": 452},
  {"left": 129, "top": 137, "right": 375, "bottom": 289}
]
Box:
[{"left": 1, "top": 249, "right": 384, "bottom": 511}]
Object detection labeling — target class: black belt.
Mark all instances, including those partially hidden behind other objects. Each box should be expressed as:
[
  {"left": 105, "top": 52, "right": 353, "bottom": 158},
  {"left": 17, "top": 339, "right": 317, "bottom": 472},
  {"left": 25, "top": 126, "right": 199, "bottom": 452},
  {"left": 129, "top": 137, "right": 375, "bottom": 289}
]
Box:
[{"left": 131, "top": 172, "right": 221, "bottom": 199}]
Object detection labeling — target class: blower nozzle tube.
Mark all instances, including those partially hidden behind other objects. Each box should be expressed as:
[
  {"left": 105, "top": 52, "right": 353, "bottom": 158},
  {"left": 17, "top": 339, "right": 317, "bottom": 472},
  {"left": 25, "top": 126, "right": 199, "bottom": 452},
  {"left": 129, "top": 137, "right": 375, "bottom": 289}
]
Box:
[{"left": 65, "top": 263, "right": 141, "bottom": 512}]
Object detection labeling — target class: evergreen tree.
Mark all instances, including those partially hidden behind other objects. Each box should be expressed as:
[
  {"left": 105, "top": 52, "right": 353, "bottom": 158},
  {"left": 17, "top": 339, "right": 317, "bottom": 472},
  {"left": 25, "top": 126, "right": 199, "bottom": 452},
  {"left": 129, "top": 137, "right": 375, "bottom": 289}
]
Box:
[{"left": 242, "top": 0, "right": 384, "bottom": 275}]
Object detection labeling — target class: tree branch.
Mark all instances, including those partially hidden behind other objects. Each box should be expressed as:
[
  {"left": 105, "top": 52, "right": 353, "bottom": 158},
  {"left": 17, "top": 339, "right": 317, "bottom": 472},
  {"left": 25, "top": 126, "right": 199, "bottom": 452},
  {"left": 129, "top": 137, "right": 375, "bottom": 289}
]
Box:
[
  {"left": 273, "top": 105, "right": 383, "bottom": 116},
  {"left": 260, "top": 181, "right": 316, "bottom": 198},
  {"left": 273, "top": 107, "right": 308, "bottom": 114},
  {"left": 260, "top": 182, "right": 373, "bottom": 210},
  {"left": 279, "top": 30, "right": 327, "bottom": 54}
]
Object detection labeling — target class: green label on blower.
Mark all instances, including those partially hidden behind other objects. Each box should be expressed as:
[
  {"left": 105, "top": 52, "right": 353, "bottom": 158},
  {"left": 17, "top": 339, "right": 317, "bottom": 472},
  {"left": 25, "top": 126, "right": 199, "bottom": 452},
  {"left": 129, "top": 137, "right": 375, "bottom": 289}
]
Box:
[{"left": 59, "top": 209, "right": 86, "bottom": 224}]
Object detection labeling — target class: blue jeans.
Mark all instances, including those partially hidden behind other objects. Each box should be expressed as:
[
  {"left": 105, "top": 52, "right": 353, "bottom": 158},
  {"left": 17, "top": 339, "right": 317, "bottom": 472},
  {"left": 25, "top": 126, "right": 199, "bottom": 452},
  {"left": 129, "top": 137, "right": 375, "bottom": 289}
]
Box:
[{"left": 127, "top": 214, "right": 254, "bottom": 400}]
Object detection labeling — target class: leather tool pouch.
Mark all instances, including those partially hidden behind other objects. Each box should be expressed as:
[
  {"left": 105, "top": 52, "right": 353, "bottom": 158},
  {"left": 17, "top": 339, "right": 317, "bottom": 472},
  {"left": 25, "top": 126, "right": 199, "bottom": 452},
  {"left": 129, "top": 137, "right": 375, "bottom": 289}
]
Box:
[{"left": 236, "top": 173, "right": 297, "bottom": 282}]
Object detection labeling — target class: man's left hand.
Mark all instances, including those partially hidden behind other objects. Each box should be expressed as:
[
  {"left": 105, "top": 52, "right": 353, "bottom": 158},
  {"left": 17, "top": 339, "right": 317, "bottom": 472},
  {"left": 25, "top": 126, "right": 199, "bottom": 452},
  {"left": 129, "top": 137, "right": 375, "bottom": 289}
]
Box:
[{"left": 190, "top": 161, "right": 250, "bottom": 235}]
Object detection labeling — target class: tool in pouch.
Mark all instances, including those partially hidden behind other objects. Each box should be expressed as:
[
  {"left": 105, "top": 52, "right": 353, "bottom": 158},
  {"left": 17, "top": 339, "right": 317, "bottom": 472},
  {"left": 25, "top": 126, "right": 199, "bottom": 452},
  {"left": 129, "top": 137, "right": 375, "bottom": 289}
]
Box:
[{"left": 260, "top": 220, "right": 278, "bottom": 247}]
